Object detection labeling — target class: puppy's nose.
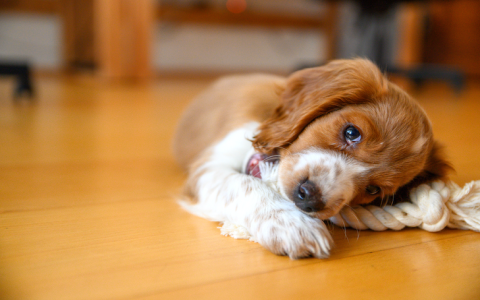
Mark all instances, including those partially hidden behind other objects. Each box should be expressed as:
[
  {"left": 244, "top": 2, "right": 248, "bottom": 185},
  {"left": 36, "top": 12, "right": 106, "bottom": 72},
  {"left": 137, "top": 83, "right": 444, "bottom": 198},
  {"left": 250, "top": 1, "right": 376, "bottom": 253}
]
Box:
[{"left": 294, "top": 180, "right": 325, "bottom": 212}]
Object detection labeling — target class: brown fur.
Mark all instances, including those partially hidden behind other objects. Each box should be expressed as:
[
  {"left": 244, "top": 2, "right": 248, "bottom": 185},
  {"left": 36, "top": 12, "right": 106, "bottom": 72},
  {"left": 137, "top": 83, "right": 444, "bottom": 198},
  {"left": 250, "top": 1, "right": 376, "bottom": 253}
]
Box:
[
  {"left": 252, "top": 59, "right": 451, "bottom": 207},
  {"left": 173, "top": 74, "right": 285, "bottom": 169},
  {"left": 252, "top": 59, "right": 389, "bottom": 153},
  {"left": 173, "top": 58, "right": 452, "bottom": 212}
]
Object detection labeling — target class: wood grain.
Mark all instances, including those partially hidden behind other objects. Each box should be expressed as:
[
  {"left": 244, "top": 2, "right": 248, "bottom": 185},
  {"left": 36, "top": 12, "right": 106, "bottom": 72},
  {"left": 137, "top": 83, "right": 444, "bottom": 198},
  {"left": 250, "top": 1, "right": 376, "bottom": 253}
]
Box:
[
  {"left": 94, "top": 0, "right": 154, "bottom": 79},
  {"left": 0, "top": 75, "right": 479, "bottom": 300}
]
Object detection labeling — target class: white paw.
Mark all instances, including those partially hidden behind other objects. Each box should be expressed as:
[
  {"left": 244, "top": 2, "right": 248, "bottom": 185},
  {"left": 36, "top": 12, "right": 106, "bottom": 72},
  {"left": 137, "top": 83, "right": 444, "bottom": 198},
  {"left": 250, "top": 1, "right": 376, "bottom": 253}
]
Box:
[{"left": 253, "top": 209, "right": 333, "bottom": 259}]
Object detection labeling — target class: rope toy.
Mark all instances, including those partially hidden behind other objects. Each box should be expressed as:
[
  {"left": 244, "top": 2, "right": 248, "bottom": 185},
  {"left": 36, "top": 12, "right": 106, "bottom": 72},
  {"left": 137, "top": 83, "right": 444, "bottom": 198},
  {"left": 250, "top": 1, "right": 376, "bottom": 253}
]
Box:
[
  {"left": 220, "top": 159, "right": 480, "bottom": 240},
  {"left": 329, "top": 180, "right": 480, "bottom": 232}
]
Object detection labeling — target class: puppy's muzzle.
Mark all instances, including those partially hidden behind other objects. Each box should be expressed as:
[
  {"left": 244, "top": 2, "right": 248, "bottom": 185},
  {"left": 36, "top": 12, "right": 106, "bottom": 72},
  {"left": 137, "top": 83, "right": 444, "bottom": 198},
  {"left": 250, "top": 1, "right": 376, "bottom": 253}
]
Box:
[{"left": 294, "top": 180, "right": 325, "bottom": 212}]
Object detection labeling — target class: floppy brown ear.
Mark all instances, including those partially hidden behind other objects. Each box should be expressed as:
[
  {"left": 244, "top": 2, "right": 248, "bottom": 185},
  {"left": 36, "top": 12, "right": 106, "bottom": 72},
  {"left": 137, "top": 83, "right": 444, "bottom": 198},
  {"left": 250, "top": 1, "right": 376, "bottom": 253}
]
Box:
[
  {"left": 392, "top": 141, "right": 454, "bottom": 202},
  {"left": 420, "top": 141, "right": 453, "bottom": 183},
  {"left": 252, "top": 59, "right": 388, "bottom": 153}
]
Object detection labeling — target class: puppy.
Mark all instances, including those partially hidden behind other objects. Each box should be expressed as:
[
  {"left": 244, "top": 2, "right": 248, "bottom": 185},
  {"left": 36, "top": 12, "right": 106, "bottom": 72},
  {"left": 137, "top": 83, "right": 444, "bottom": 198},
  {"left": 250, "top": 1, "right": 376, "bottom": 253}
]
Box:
[{"left": 172, "top": 59, "right": 451, "bottom": 259}]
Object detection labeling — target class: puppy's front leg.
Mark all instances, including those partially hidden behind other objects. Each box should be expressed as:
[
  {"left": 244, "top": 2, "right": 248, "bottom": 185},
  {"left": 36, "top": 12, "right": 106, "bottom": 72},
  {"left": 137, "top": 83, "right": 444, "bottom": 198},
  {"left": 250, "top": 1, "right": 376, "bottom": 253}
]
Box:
[{"left": 181, "top": 125, "right": 333, "bottom": 259}]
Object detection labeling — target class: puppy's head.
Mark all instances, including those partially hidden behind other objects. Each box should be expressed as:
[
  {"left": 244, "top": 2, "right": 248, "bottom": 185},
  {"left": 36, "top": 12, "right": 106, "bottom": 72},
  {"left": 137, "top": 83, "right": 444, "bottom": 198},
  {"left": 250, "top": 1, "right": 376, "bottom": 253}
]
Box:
[{"left": 253, "top": 59, "right": 451, "bottom": 219}]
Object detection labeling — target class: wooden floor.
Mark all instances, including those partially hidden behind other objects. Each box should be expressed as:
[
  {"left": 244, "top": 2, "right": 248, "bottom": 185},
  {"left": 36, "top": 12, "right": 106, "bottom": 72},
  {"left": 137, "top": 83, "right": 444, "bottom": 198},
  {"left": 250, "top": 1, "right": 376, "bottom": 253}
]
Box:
[{"left": 1, "top": 74, "right": 480, "bottom": 300}]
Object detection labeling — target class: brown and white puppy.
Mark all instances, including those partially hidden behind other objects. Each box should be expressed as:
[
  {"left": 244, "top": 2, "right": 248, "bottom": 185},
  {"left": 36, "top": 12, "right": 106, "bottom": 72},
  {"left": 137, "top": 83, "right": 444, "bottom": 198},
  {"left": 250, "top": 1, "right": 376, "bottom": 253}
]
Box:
[{"left": 173, "top": 59, "right": 451, "bottom": 259}]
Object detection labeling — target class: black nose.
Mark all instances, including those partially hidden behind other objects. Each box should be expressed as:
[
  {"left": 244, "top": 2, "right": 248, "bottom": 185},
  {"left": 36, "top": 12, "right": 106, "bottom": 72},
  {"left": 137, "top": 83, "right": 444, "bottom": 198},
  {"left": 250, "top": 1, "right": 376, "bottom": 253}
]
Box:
[{"left": 294, "top": 181, "right": 325, "bottom": 212}]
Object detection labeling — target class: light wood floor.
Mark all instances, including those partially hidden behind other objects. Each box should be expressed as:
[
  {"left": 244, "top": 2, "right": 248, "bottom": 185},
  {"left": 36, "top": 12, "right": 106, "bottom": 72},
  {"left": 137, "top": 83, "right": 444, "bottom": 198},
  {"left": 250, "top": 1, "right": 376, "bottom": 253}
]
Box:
[{"left": 1, "top": 74, "right": 480, "bottom": 300}]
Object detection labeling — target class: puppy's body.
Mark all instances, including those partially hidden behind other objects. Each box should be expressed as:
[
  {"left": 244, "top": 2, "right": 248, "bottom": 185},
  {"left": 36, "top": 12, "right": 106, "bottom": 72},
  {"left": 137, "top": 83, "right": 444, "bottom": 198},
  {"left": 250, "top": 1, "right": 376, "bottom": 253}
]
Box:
[
  {"left": 174, "top": 74, "right": 283, "bottom": 169},
  {"left": 173, "top": 59, "right": 450, "bottom": 259}
]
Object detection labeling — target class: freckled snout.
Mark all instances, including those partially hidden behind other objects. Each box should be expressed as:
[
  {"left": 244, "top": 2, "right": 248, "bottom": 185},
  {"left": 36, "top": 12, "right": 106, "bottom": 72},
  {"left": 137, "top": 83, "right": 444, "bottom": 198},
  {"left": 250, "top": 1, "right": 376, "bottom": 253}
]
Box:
[{"left": 294, "top": 180, "right": 325, "bottom": 212}]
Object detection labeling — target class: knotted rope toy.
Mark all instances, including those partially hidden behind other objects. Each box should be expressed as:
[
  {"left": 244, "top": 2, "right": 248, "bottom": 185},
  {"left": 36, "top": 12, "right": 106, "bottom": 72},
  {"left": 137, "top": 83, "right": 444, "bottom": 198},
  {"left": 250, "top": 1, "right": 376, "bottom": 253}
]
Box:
[{"left": 220, "top": 153, "right": 480, "bottom": 240}]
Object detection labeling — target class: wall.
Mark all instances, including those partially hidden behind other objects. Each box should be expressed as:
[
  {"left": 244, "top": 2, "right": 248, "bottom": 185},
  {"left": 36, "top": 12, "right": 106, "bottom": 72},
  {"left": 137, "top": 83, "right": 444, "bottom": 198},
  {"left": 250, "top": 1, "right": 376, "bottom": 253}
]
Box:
[
  {"left": 154, "top": 23, "right": 324, "bottom": 73},
  {"left": 0, "top": 12, "right": 61, "bottom": 68},
  {"left": 0, "top": 11, "right": 325, "bottom": 74}
]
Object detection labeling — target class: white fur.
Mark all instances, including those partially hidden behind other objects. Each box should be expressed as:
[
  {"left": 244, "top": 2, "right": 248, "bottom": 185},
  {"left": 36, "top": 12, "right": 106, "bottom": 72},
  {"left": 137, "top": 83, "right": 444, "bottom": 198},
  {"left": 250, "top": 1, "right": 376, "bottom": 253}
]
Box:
[
  {"left": 279, "top": 149, "right": 369, "bottom": 215},
  {"left": 180, "top": 123, "right": 333, "bottom": 259}
]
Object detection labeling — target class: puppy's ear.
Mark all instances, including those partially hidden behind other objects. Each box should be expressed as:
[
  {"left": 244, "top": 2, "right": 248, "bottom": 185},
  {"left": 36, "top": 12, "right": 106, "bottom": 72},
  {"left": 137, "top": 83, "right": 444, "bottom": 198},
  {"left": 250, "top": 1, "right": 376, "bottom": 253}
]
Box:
[
  {"left": 252, "top": 59, "right": 388, "bottom": 153},
  {"left": 393, "top": 141, "right": 453, "bottom": 202},
  {"left": 421, "top": 141, "right": 453, "bottom": 183}
]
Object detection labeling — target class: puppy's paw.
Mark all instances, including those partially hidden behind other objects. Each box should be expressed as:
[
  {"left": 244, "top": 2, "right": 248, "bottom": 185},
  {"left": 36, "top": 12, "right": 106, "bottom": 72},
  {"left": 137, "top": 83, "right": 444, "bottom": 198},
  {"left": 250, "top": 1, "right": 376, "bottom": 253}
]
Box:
[{"left": 254, "top": 209, "right": 333, "bottom": 259}]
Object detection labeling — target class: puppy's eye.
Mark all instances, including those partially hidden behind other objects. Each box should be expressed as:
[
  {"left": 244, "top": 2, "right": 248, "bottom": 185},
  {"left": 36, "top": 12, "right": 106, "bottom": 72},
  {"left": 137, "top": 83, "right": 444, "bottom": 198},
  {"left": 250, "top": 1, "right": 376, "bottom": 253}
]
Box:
[
  {"left": 366, "top": 185, "right": 381, "bottom": 195},
  {"left": 344, "top": 125, "right": 361, "bottom": 143}
]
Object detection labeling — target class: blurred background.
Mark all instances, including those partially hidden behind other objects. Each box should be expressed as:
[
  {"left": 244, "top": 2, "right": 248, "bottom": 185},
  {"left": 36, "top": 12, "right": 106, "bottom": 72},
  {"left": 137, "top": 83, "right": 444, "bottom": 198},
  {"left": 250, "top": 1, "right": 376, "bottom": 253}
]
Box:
[
  {"left": 2, "top": 2, "right": 480, "bottom": 299},
  {"left": 0, "top": 0, "right": 478, "bottom": 84}
]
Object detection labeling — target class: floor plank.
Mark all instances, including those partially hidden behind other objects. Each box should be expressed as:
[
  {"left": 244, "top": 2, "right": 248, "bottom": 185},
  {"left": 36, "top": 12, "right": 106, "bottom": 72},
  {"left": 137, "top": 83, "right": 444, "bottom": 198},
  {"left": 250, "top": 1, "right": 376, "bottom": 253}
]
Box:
[{"left": 0, "top": 75, "right": 479, "bottom": 300}]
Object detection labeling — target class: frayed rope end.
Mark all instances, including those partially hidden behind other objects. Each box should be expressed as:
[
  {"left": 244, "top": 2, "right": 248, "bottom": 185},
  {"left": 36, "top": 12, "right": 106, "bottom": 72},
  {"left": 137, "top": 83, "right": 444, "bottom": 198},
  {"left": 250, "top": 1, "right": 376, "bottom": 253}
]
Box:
[{"left": 447, "top": 180, "right": 480, "bottom": 232}]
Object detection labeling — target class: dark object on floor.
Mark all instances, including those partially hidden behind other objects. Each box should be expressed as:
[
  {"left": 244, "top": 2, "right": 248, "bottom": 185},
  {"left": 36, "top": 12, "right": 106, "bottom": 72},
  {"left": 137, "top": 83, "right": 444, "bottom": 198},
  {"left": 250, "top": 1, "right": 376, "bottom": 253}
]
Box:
[{"left": 0, "top": 61, "right": 34, "bottom": 98}]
